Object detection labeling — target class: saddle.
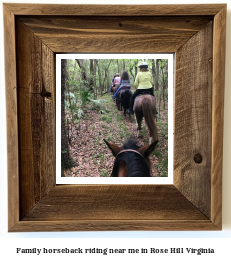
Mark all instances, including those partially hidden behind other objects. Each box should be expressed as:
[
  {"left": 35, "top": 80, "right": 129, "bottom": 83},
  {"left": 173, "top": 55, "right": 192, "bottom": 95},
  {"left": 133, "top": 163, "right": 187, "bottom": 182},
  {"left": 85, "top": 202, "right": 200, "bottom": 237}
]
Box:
[
  {"left": 118, "top": 86, "right": 130, "bottom": 95},
  {"left": 136, "top": 92, "right": 153, "bottom": 98}
]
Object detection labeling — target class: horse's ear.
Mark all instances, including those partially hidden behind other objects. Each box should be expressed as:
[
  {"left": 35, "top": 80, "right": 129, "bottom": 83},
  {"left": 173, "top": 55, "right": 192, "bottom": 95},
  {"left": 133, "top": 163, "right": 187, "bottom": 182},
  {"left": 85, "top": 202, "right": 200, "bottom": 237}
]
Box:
[
  {"left": 138, "top": 140, "right": 158, "bottom": 158},
  {"left": 103, "top": 139, "right": 122, "bottom": 157}
]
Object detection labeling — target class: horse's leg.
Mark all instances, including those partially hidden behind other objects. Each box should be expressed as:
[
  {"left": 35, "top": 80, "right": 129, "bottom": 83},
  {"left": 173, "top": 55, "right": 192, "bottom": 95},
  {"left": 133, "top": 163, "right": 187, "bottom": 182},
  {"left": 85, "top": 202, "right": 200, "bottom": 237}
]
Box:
[
  {"left": 135, "top": 116, "right": 140, "bottom": 137},
  {"left": 117, "top": 97, "right": 120, "bottom": 110},
  {"left": 142, "top": 97, "right": 158, "bottom": 144},
  {"left": 137, "top": 118, "right": 142, "bottom": 137},
  {"left": 135, "top": 110, "right": 142, "bottom": 137},
  {"left": 117, "top": 93, "right": 120, "bottom": 110},
  {"left": 128, "top": 91, "right": 132, "bottom": 121},
  {"left": 120, "top": 91, "right": 124, "bottom": 112},
  {"left": 121, "top": 96, "right": 124, "bottom": 114},
  {"left": 149, "top": 106, "right": 155, "bottom": 144}
]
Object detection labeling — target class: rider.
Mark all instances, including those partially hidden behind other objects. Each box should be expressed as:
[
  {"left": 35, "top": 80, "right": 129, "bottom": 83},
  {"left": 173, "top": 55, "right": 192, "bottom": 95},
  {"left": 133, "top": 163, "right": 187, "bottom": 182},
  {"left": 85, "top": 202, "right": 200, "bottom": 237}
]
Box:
[
  {"left": 113, "top": 70, "right": 131, "bottom": 99},
  {"left": 128, "top": 61, "right": 154, "bottom": 114},
  {"left": 109, "top": 74, "right": 116, "bottom": 93},
  {"left": 113, "top": 73, "right": 121, "bottom": 87}
]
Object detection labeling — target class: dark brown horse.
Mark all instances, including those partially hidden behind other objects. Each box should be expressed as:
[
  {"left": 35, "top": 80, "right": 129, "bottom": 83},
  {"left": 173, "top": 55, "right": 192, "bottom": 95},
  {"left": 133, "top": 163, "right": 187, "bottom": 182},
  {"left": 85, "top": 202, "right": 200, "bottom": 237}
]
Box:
[
  {"left": 117, "top": 88, "right": 132, "bottom": 119},
  {"left": 104, "top": 138, "right": 158, "bottom": 177},
  {"left": 112, "top": 85, "right": 119, "bottom": 102},
  {"left": 112, "top": 85, "right": 119, "bottom": 95},
  {"left": 134, "top": 94, "right": 158, "bottom": 144}
]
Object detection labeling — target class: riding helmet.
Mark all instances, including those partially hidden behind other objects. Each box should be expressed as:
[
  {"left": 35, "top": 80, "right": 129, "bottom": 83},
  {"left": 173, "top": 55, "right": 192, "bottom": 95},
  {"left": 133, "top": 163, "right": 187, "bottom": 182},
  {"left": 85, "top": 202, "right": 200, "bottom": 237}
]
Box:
[{"left": 138, "top": 62, "right": 148, "bottom": 68}]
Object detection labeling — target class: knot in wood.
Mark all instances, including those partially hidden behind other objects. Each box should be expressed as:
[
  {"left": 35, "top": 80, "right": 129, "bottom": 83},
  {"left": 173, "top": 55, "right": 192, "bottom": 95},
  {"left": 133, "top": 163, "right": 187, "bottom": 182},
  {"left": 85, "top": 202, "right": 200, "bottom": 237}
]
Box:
[
  {"left": 40, "top": 90, "right": 52, "bottom": 99},
  {"left": 194, "top": 153, "right": 202, "bottom": 164}
]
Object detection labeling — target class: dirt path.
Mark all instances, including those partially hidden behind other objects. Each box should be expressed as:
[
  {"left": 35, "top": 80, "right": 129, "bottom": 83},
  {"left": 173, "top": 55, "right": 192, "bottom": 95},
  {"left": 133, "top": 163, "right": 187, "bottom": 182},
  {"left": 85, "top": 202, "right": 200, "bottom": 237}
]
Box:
[{"left": 64, "top": 93, "right": 168, "bottom": 177}]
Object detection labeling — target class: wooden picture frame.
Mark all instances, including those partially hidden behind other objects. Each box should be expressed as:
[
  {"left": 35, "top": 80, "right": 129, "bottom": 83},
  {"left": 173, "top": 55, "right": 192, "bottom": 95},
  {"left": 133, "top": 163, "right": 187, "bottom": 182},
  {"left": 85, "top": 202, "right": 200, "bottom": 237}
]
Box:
[{"left": 4, "top": 3, "right": 226, "bottom": 231}]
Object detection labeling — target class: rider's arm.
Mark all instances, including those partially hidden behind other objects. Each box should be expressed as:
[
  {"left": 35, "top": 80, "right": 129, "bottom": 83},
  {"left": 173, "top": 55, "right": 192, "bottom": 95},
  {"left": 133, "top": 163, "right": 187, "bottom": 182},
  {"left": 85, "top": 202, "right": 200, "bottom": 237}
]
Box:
[{"left": 135, "top": 73, "right": 140, "bottom": 89}]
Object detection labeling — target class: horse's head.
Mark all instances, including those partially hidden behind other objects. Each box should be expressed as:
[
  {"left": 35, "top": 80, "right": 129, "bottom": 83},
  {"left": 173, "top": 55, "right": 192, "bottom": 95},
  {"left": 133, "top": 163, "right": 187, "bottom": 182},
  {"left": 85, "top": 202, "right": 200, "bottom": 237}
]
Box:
[{"left": 104, "top": 138, "right": 158, "bottom": 177}]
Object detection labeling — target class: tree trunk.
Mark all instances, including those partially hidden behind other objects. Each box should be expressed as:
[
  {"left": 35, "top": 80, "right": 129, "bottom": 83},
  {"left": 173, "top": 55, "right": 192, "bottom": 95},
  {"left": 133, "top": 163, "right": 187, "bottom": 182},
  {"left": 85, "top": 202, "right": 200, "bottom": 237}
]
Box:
[
  {"left": 152, "top": 59, "right": 156, "bottom": 94},
  {"left": 61, "top": 59, "right": 77, "bottom": 176},
  {"left": 94, "top": 60, "right": 98, "bottom": 99},
  {"left": 104, "top": 69, "right": 107, "bottom": 93},
  {"left": 129, "top": 59, "right": 135, "bottom": 82},
  {"left": 75, "top": 59, "right": 87, "bottom": 84},
  {"left": 89, "top": 59, "right": 94, "bottom": 92},
  {"left": 97, "top": 62, "right": 102, "bottom": 95},
  {"left": 102, "top": 60, "right": 112, "bottom": 93},
  {"left": 135, "top": 59, "right": 138, "bottom": 78},
  {"left": 117, "top": 59, "right": 120, "bottom": 74},
  {"left": 156, "top": 59, "right": 160, "bottom": 91}
]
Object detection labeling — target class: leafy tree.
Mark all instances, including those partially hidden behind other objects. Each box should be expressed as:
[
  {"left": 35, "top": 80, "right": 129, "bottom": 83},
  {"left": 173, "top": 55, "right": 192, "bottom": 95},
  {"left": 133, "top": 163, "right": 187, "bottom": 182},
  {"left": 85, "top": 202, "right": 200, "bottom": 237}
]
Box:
[{"left": 61, "top": 59, "right": 77, "bottom": 176}]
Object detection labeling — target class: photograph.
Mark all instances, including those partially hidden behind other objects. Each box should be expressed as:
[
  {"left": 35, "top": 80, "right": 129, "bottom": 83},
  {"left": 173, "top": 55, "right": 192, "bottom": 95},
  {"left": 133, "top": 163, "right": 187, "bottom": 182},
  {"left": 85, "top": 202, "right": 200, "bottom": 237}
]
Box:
[
  {"left": 2, "top": 0, "right": 229, "bottom": 243},
  {"left": 57, "top": 54, "right": 173, "bottom": 184}
]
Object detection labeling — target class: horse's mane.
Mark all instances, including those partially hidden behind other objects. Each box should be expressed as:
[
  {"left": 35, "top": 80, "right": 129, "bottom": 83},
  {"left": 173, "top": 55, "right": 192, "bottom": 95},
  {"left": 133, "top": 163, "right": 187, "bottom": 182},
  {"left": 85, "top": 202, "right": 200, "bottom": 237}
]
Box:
[{"left": 111, "top": 138, "right": 151, "bottom": 177}]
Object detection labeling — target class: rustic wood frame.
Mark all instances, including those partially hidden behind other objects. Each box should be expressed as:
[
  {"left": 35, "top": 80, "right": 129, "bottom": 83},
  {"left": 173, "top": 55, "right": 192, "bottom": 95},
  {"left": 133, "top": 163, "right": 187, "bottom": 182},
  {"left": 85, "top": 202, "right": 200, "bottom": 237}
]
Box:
[{"left": 4, "top": 4, "right": 226, "bottom": 232}]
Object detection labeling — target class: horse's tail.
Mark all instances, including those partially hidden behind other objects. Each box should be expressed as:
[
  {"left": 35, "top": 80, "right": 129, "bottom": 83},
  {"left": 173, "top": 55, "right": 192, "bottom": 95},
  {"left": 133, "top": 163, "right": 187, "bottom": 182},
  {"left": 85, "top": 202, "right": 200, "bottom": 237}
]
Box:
[{"left": 142, "top": 98, "right": 158, "bottom": 142}]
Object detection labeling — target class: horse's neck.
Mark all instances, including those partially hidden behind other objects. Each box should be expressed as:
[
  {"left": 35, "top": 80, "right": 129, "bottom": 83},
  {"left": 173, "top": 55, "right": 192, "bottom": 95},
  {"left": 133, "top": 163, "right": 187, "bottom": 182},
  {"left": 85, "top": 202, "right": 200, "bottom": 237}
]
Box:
[{"left": 118, "top": 161, "right": 127, "bottom": 177}]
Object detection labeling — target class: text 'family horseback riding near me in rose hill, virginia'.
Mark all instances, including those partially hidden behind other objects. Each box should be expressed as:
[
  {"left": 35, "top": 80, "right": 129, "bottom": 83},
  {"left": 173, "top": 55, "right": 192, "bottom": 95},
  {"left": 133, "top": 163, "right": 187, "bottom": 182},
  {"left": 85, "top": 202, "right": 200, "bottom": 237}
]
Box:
[{"left": 56, "top": 54, "right": 174, "bottom": 185}]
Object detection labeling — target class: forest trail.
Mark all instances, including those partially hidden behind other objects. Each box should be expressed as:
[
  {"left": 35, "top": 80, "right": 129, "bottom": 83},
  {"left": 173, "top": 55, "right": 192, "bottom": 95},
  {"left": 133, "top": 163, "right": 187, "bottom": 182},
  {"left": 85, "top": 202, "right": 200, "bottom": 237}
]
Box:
[{"left": 64, "top": 93, "right": 168, "bottom": 177}]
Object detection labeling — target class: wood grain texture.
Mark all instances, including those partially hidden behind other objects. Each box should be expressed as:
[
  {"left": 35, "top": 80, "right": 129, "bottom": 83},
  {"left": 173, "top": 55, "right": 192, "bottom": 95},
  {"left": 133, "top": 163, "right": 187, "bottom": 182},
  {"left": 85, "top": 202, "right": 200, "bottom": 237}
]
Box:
[
  {"left": 18, "top": 16, "right": 213, "bottom": 53},
  {"left": 211, "top": 5, "right": 226, "bottom": 228},
  {"left": 16, "top": 19, "right": 56, "bottom": 218},
  {"left": 4, "top": 3, "right": 226, "bottom": 231},
  {"left": 22, "top": 185, "right": 207, "bottom": 221},
  {"left": 14, "top": 185, "right": 218, "bottom": 232},
  {"left": 174, "top": 22, "right": 213, "bottom": 218},
  {"left": 11, "top": 220, "right": 218, "bottom": 232},
  {"left": 3, "top": 3, "right": 225, "bottom": 16},
  {"left": 3, "top": 4, "right": 20, "bottom": 231}
]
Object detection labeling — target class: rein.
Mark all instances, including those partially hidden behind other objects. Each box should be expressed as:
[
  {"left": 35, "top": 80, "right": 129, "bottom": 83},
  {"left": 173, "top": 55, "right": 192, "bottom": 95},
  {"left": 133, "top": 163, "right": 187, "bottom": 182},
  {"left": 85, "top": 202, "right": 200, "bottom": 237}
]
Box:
[{"left": 116, "top": 149, "right": 145, "bottom": 160}]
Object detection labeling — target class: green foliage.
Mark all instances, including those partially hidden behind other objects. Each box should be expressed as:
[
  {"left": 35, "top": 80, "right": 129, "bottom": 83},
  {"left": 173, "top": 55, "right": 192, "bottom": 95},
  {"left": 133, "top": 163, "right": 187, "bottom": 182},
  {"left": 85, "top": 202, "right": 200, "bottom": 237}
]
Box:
[
  {"left": 77, "top": 109, "right": 84, "bottom": 119},
  {"left": 80, "top": 89, "right": 92, "bottom": 105},
  {"left": 65, "top": 100, "right": 70, "bottom": 110},
  {"left": 100, "top": 170, "right": 110, "bottom": 177},
  {"left": 65, "top": 91, "right": 76, "bottom": 109},
  {"left": 101, "top": 115, "right": 112, "bottom": 123},
  {"left": 106, "top": 135, "right": 112, "bottom": 142},
  {"left": 153, "top": 150, "right": 161, "bottom": 157},
  {"left": 89, "top": 98, "right": 106, "bottom": 111}
]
